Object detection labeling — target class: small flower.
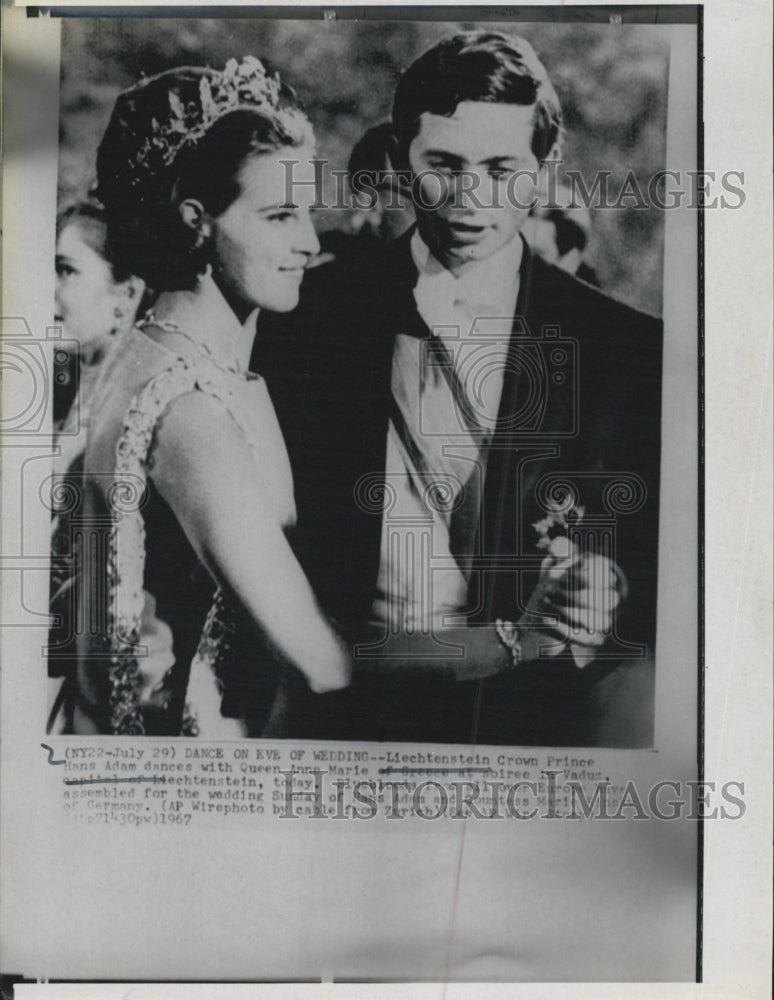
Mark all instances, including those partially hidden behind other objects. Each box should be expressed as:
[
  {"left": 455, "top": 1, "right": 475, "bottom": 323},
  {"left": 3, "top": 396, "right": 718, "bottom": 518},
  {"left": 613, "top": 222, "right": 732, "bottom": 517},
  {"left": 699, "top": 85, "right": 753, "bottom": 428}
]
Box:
[{"left": 532, "top": 503, "right": 584, "bottom": 550}]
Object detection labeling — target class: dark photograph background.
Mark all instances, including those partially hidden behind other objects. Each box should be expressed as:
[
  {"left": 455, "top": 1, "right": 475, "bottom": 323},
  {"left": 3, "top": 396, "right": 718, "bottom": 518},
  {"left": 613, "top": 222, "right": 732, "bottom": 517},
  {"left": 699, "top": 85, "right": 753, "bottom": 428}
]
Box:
[{"left": 57, "top": 16, "right": 668, "bottom": 315}]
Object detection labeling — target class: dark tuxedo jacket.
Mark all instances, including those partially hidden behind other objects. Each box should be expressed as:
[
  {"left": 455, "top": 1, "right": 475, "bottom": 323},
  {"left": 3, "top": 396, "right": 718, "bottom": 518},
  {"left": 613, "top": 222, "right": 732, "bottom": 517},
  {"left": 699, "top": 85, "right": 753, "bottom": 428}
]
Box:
[{"left": 254, "top": 231, "right": 662, "bottom": 746}]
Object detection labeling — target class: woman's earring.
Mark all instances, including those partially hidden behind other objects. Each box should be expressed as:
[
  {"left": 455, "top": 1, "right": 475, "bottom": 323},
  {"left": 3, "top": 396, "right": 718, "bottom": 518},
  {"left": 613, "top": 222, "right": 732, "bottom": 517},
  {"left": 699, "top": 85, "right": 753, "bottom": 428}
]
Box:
[{"left": 109, "top": 306, "right": 125, "bottom": 335}]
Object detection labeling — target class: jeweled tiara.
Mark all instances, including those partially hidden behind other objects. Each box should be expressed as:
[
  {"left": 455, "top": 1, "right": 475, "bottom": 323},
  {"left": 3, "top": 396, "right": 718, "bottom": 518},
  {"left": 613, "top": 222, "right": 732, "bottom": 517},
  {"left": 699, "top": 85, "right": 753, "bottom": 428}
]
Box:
[{"left": 132, "top": 56, "right": 290, "bottom": 181}]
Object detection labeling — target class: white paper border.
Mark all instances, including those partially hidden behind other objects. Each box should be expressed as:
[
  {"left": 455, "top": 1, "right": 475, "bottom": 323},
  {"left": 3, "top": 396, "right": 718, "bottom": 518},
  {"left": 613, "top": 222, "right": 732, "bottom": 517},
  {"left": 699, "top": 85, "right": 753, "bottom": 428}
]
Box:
[{"left": 2, "top": 0, "right": 772, "bottom": 996}]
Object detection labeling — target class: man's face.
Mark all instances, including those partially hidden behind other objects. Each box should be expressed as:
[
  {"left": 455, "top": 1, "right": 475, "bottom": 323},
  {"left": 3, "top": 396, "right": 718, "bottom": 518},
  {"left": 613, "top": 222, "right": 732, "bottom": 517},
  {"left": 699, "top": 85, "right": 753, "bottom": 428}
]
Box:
[{"left": 407, "top": 101, "right": 544, "bottom": 271}]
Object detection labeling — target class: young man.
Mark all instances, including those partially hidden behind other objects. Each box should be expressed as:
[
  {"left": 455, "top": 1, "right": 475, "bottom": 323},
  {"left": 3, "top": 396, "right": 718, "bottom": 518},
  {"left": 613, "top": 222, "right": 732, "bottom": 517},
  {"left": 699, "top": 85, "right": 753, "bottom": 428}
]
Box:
[{"left": 256, "top": 31, "right": 662, "bottom": 746}]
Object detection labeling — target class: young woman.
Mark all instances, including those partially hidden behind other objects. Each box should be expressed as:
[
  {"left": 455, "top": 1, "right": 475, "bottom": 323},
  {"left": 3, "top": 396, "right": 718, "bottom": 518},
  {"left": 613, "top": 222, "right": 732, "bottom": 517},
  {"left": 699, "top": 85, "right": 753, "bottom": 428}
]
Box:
[
  {"left": 68, "top": 58, "right": 351, "bottom": 736},
  {"left": 48, "top": 203, "right": 150, "bottom": 733},
  {"left": 53, "top": 202, "right": 145, "bottom": 457}
]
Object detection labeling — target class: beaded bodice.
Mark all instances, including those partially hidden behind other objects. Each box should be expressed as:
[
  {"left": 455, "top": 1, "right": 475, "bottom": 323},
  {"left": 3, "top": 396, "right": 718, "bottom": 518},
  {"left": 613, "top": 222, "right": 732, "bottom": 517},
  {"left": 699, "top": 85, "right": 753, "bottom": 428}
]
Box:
[{"left": 80, "top": 327, "right": 295, "bottom": 735}]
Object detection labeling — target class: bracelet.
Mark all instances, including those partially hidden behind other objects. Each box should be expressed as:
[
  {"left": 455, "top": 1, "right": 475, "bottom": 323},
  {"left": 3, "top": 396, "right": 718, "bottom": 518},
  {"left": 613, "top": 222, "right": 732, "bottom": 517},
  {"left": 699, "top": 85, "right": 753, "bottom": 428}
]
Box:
[{"left": 495, "top": 619, "right": 523, "bottom": 670}]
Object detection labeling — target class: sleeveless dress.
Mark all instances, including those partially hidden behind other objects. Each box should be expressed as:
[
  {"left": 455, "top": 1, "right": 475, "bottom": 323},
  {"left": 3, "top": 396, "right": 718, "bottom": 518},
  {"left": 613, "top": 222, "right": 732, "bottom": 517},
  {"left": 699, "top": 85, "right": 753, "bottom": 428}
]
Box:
[{"left": 72, "top": 326, "right": 297, "bottom": 737}]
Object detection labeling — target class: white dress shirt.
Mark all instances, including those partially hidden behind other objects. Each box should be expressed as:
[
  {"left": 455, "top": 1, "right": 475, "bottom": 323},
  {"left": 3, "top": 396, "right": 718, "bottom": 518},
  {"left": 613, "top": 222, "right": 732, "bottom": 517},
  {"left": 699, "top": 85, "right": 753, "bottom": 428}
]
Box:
[{"left": 371, "top": 231, "right": 522, "bottom": 633}]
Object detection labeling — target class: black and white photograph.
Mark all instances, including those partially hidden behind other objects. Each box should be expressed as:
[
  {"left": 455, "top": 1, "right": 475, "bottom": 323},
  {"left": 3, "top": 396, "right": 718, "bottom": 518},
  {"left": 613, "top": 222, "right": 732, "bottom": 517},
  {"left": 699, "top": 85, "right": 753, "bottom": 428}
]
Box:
[
  {"left": 46, "top": 13, "right": 672, "bottom": 747},
  {"left": 1, "top": 1, "right": 770, "bottom": 994}
]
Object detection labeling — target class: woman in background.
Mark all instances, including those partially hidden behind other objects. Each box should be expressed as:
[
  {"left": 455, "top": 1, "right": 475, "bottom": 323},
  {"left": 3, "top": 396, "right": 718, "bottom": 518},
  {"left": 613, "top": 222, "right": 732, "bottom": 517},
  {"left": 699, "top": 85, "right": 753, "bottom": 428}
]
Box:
[
  {"left": 54, "top": 202, "right": 145, "bottom": 449},
  {"left": 48, "top": 202, "right": 147, "bottom": 731},
  {"left": 66, "top": 57, "right": 351, "bottom": 736}
]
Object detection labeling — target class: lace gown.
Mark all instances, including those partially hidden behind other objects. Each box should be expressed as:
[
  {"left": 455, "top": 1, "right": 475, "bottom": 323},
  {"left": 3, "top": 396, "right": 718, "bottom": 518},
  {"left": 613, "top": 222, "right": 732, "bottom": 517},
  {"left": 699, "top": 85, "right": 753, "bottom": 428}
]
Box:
[{"left": 72, "top": 326, "right": 297, "bottom": 736}]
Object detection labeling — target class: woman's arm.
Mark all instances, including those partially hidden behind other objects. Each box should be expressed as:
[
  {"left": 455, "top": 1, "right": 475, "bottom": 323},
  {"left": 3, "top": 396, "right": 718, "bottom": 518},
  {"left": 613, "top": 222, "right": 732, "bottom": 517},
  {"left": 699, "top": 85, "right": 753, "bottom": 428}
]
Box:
[{"left": 149, "top": 390, "right": 351, "bottom": 694}]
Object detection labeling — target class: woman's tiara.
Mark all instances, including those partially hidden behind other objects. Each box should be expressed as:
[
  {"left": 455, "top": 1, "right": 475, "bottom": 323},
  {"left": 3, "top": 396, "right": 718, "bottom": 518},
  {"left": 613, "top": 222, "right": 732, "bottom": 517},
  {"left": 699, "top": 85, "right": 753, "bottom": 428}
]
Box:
[{"left": 132, "top": 57, "right": 289, "bottom": 179}]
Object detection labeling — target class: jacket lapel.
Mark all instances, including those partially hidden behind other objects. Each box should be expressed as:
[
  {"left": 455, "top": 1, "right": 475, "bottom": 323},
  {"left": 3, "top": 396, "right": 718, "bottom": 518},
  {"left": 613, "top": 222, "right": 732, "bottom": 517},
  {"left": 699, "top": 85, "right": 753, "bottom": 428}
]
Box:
[
  {"left": 474, "top": 240, "right": 545, "bottom": 619},
  {"left": 364, "top": 234, "right": 559, "bottom": 624}
]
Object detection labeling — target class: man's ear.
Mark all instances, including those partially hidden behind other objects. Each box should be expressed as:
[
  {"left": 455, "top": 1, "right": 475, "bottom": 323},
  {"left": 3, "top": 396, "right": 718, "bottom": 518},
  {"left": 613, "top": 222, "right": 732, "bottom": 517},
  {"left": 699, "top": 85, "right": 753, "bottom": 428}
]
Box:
[
  {"left": 536, "top": 146, "right": 563, "bottom": 205},
  {"left": 178, "top": 198, "right": 212, "bottom": 239},
  {"left": 538, "top": 142, "right": 561, "bottom": 167}
]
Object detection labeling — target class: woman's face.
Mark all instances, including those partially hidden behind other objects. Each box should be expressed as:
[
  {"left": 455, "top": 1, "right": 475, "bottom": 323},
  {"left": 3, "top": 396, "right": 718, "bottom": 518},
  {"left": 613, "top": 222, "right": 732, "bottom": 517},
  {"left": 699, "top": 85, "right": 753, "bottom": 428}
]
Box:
[
  {"left": 55, "top": 222, "right": 127, "bottom": 358},
  {"left": 209, "top": 143, "right": 321, "bottom": 316}
]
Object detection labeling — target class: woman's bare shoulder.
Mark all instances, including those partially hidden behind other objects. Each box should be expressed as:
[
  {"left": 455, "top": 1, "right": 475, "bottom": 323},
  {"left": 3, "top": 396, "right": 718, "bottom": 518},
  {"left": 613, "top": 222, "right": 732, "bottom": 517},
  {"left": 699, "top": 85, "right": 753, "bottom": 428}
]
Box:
[
  {"left": 156, "top": 382, "right": 247, "bottom": 441},
  {"left": 149, "top": 385, "right": 258, "bottom": 490}
]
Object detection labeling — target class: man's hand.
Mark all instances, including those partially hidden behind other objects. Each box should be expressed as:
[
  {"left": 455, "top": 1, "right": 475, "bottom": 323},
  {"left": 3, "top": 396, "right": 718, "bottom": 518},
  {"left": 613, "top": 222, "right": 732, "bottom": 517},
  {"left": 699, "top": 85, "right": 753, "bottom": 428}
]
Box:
[{"left": 520, "top": 537, "right": 627, "bottom": 667}]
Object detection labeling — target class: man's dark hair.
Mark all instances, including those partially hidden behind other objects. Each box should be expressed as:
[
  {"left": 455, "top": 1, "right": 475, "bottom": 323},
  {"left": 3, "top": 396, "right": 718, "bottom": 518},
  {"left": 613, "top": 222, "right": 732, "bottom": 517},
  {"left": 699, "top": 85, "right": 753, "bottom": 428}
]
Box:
[
  {"left": 348, "top": 122, "right": 394, "bottom": 181},
  {"left": 392, "top": 30, "right": 563, "bottom": 166}
]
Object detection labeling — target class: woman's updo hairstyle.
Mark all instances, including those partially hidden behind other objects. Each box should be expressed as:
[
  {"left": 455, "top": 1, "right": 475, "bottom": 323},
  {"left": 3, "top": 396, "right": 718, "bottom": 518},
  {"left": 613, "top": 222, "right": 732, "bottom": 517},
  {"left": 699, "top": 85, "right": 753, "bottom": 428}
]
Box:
[{"left": 95, "top": 58, "right": 312, "bottom": 292}]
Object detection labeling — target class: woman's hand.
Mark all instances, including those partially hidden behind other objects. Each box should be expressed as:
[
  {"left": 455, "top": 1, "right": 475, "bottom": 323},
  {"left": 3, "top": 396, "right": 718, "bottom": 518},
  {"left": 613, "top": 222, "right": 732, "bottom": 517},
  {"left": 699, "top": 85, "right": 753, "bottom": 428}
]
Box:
[{"left": 305, "top": 633, "right": 352, "bottom": 694}]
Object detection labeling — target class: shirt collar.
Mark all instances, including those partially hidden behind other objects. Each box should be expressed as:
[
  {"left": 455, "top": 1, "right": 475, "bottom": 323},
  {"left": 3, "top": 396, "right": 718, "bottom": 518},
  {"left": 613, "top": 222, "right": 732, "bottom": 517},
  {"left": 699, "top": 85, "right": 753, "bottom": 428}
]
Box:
[{"left": 410, "top": 228, "right": 523, "bottom": 316}]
